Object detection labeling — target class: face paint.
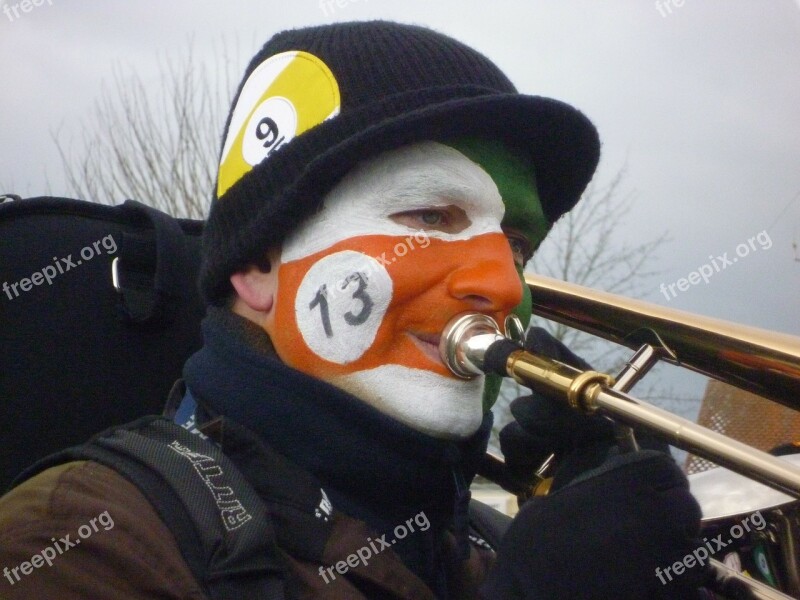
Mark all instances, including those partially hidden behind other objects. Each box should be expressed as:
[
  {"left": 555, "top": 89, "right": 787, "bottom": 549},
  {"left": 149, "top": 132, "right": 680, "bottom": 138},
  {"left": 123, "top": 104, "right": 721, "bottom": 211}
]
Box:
[
  {"left": 445, "top": 138, "right": 548, "bottom": 253},
  {"left": 444, "top": 137, "right": 551, "bottom": 410},
  {"left": 270, "top": 142, "right": 523, "bottom": 438},
  {"left": 280, "top": 141, "right": 507, "bottom": 262},
  {"left": 294, "top": 251, "right": 393, "bottom": 364}
]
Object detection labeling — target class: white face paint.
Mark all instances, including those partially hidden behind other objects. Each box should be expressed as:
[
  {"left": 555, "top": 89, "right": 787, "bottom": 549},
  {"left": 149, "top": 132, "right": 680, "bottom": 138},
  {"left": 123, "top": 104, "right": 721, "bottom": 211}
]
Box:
[
  {"left": 281, "top": 141, "right": 505, "bottom": 262},
  {"left": 294, "top": 251, "right": 393, "bottom": 364},
  {"left": 274, "top": 141, "right": 516, "bottom": 439},
  {"left": 332, "top": 366, "right": 486, "bottom": 439}
]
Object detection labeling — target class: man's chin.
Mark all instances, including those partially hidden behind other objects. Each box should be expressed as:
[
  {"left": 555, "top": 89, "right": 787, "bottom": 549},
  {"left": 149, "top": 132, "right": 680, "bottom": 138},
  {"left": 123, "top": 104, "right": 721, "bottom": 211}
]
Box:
[{"left": 331, "top": 365, "right": 485, "bottom": 440}]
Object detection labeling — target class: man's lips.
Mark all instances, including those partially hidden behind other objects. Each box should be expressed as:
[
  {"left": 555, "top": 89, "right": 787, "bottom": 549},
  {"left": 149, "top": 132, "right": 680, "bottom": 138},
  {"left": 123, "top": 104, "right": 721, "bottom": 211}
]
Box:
[{"left": 408, "top": 331, "right": 443, "bottom": 366}]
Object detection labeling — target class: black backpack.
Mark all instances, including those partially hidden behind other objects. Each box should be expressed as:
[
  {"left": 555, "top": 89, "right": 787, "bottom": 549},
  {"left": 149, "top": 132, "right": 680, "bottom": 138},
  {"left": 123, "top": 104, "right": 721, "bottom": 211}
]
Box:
[{"left": 0, "top": 195, "right": 205, "bottom": 489}]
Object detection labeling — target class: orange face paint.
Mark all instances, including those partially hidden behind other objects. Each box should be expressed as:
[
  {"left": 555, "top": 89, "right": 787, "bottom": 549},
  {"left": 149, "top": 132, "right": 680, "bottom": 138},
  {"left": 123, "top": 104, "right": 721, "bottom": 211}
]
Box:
[{"left": 273, "top": 232, "right": 522, "bottom": 379}]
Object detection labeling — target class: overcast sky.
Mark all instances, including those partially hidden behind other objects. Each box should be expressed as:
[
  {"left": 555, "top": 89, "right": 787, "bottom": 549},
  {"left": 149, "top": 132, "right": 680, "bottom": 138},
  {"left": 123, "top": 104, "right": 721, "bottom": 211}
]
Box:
[{"left": 2, "top": 1, "right": 799, "bottom": 416}]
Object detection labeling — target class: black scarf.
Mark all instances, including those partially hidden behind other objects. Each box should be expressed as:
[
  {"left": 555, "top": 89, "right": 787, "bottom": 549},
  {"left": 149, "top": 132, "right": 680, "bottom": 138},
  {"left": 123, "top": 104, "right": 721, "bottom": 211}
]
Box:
[{"left": 183, "top": 308, "right": 492, "bottom": 593}]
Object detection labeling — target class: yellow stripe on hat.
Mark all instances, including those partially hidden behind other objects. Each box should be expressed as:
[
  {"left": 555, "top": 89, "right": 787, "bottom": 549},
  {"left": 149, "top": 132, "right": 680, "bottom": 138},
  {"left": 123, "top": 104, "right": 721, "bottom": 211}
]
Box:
[{"left": 217, "top": 51, "right": 341, "bottom": 198}]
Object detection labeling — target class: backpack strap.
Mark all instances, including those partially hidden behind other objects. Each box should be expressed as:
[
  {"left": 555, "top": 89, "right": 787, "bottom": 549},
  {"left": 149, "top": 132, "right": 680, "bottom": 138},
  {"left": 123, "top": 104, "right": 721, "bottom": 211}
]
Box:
[
  {"left": 467, "top": 498, "right": 512, "bottom": 552},
  {"left": 14, "top": 416, "right": 285, "bottom": 600},
  {"left": 114, "top": 200, "right": 193, "bottom": 327}
]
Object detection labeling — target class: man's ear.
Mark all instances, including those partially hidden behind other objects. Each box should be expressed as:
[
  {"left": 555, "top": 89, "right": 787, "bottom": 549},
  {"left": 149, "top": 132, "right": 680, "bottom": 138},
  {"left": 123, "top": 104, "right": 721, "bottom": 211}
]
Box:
[{"left": 230, "top": 257, "right": 277, "bottom": 315}]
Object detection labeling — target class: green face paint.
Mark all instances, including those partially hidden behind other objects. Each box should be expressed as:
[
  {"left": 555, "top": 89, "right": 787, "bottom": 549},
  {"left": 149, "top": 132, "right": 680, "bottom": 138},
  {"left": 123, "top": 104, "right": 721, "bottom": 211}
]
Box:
[{"left": 444, "top": 137, "right": 551, "bottom": 410}]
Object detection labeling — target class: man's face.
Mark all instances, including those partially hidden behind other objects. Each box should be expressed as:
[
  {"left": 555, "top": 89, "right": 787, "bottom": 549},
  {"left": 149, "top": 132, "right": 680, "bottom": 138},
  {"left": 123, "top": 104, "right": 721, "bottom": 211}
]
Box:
[{"left": 265, "top": 141, "right": 546, "bottom": 439}]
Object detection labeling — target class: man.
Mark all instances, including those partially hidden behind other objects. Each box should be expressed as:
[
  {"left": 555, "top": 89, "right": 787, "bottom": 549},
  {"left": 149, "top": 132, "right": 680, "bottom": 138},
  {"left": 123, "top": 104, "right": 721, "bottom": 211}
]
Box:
[{"left": 0, "top": 21, "right": 705, "bottom": 599}]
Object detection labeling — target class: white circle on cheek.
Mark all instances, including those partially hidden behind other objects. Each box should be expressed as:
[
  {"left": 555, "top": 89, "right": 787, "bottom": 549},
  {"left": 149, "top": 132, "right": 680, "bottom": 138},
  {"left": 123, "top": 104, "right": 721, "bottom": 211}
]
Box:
[{"left": 294, "top": 251, "right": 393, "bottom": 364}]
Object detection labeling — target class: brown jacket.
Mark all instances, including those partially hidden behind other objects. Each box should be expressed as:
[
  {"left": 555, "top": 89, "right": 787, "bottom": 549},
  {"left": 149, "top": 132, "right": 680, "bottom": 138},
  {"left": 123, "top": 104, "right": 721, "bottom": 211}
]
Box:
[{"left": 0, "top": 459, "right": 493, "bottom": 599}]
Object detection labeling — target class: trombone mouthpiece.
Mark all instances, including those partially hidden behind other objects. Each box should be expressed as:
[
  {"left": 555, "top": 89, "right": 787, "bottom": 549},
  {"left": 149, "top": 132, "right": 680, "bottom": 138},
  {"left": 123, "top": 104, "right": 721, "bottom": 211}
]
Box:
[{"left": 439, "top": 313, "right": 520, "bottom": 379}]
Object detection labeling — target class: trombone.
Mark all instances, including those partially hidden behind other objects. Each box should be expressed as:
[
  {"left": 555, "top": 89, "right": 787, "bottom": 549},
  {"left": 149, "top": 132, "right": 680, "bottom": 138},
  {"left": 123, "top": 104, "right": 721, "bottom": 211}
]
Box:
[{"left": 439, "top": 273, "right": 800, "bottom": 600}]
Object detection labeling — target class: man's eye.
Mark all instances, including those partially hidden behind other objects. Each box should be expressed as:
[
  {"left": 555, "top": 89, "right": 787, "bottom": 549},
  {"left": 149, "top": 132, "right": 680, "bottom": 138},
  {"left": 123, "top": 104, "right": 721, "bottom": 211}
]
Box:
[
  {"left": 506, "top": 234, "right": 533, "bottom": 267},
  {"left": 389, "top": 205, "right": 470, "bottom": 233},
  {"left": 420, "top": 211, "right": 445, "bottom": 225}
]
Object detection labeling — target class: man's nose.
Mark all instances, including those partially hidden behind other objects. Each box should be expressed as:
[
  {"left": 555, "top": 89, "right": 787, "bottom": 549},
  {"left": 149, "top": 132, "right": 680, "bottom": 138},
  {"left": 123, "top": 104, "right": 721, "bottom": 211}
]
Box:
[{"left": 446, "top": 233, "right": 523, "bottom": 312}]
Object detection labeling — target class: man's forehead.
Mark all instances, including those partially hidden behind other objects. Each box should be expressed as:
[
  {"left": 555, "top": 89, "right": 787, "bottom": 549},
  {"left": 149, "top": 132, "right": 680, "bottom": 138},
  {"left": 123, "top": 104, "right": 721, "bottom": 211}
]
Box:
[{"left": 339, "top": 141, "right": 503, "bottom": 214}]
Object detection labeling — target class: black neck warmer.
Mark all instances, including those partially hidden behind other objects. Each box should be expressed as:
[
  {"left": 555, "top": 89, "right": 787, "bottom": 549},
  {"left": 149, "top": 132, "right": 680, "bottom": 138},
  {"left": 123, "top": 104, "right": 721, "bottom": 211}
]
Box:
[{"left": 183, "top": 308, "right": 492, "bottom": 593}]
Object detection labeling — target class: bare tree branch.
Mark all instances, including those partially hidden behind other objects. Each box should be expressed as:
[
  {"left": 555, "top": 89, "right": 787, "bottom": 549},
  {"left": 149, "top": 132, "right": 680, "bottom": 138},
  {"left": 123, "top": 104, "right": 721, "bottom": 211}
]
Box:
[
  {"left": 525, "top": 167, "right": 669, "bottom": 365},
  {"left": 53, "top": 39, "right": 237, "bottom": 219}
]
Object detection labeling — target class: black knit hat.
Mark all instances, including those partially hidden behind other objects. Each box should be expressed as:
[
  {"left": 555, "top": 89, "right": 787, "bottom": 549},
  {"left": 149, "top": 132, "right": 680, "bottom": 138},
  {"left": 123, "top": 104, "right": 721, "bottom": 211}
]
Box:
[{"left": 201, "top": 20, "right": 600, "bottom": 304}]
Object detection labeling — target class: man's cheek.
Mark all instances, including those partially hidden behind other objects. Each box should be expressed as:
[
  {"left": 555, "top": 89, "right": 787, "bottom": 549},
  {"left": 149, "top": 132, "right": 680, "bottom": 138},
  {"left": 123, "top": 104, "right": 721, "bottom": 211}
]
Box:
[
  {"left": 482, "top": 373, "right": 503, "bottom": 411},
  {"left": 281, "top": 250, "right": 394, "bottom": 364},
  {"left": 512, "top": 268, "right": 533, "bottom": 329}
]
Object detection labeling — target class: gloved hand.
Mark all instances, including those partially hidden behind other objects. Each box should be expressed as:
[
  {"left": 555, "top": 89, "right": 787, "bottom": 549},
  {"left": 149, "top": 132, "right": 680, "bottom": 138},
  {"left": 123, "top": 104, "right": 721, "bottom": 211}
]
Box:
[
  {"left": 498, "top": 327, "right": 615, "bottom": 489},
  {"left": 499, "top": 327, "right": 672, "bottom": 489},
  {"left": 482, "top": 450, "right": 708, "bottom": 600}
]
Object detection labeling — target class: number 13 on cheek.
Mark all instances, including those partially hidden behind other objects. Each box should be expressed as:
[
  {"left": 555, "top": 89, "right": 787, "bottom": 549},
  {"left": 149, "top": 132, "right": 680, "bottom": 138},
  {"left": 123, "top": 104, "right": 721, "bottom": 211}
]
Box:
[
  {"left": 309, "top": 272, "right": 375, "bottom": 338},
  {"left": 295, "top": 251, "right": 392, "bottom": 364}
]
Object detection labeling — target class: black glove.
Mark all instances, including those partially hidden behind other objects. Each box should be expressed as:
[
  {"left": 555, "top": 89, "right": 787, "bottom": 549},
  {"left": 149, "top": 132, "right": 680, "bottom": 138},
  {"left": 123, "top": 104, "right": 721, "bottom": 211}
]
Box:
[
  {"left": 482, "top": 450, "right": 708, "bottom": 600},
  {"left": 499, "top": 327, "right": 670, "bottom": 489},
  {"left": 499, "top": 327, "right": 615, "bottom": 488}
]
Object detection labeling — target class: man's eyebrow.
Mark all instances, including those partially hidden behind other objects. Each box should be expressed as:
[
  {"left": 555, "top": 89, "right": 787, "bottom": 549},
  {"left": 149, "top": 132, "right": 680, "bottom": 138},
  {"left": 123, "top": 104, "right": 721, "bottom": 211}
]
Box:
[
  {"left": 384, "top": 175, "right": 499, "bottom": 211},
  {"left": 390, "top": 187, "right": 479, "bottom": 206}
]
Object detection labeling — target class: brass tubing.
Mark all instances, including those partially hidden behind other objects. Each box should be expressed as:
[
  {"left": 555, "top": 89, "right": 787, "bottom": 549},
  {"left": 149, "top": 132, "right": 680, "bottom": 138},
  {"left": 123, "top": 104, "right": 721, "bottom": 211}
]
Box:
[
  {"left": 589, "top": 386, "right": 800, "bottom": 499},
  {"left": 504, "top": 349, "right": 606, "bottom": 408},
  {"left": 525, "top": 273, "right": 800, "bottom": 410},
  {"left": 708, "top": 558, "right": 796, "bottom": 600},
  {"left": 503, "top": 348, "right": 800, "bottom": 499}
]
